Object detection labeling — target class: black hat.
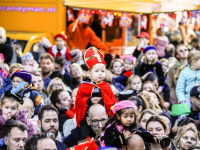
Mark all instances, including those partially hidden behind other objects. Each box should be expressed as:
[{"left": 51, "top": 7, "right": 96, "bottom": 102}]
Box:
[
  {"left": 4, "top": 91, "right": 23, "bottom": 105},
  {"left": 190, "top": 85, "right": 200, "bottom": 99},
  {"left": 159, "top": 112, "right": 171, "bottom": 121},
  {"left": 119, "top": 90, "right": 135, "bottom": 101}
]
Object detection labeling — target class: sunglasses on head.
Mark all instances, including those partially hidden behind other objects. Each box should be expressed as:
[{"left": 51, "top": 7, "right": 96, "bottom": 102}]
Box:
[{"left": 179, "top": 49, "right": 188, "bottom": 52}]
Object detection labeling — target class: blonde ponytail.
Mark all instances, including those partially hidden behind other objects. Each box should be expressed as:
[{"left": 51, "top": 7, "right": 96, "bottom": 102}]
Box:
[
  {"left": 174, "top": 50, "right": 200, "bottom": 80},
  {"left": 174, "top": 65, "right": 187, "bottom": 80}
]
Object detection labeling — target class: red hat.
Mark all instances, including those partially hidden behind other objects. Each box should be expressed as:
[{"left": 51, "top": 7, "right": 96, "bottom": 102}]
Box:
[
  {"left": 137, "top": 32, "right": 149, "bottom": 40},
  {"left": 55, "top": 33, "right": 67, "bottom": 41},
  {"left": 84, "top": 47, "right": 106, "bottom": 70}
]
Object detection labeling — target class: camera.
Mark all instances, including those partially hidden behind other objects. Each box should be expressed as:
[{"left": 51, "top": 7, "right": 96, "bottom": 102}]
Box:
[
  {"left": 134, "top": 127, "right": 171, "bottom": 148},
  {"left": 156, "top": 137, "right": 171, "bottom": 148}
]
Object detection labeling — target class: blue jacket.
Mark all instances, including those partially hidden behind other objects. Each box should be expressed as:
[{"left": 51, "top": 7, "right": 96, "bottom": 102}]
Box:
[
  {"left": 176, "top": 67, "right": 200, "bottom": 103},
  {"left": 0, "top": 76, "right": 12, "bottom": 100},
  {"left": 43, "top": 76, "right": 51, "bottom": 90}
]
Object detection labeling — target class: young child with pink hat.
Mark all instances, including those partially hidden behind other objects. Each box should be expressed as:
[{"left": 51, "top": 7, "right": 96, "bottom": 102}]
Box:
[{"left": 98, "top": 100, "right": 137, "bottom": 148}]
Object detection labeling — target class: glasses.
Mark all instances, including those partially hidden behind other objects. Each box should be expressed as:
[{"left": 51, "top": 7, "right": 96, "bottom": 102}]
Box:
[
  {"left": 179, "top": 49, "right": 188, "bottom": 52},
  {"left": 89, "top": 118, "right": 107, "bottom": 125},
  {"left": 51, "top": 83, "right": 62, "bottom": 87}
]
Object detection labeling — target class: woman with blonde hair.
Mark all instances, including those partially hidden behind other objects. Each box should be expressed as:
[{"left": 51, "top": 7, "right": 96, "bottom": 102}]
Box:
[
  {"left": 47, "top": 77, "right": 70, "bottom": 96},
  {"left": 174, "top": 126, "right": 199, "bottom": 150},
  {"left": 139, "top": 91, "right": 162, "bottom": 114},
  {"left": 175, "top": 50, "right": 200, "bottom": 107}
]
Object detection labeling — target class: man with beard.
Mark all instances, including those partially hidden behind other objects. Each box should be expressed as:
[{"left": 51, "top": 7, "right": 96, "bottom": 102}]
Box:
[
  {"left": 166, "top": 44, "right": 188, "bottom": 103},
  {"left": 40, "top": 53, "right": 54, "bottom": 89},
  {"left": 37, "top": 105, "right": 68, "bottom": 150},
  {"left": 50, "top": 89, "right": 76, "bottom": 136}
]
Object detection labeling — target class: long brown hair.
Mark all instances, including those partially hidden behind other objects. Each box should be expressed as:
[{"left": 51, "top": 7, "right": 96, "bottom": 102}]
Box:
[
  {"left": 139, "top": 91, "right": 162, "bottom": 113},
  {"left": 146, "top": 115, "right": 168, "bottom": 133},
  {"left": 175, "top": 50, "right": 200, "bottom": 80},
  {"left": 149, "top": 90, "right": 167, "bottom": 110}
]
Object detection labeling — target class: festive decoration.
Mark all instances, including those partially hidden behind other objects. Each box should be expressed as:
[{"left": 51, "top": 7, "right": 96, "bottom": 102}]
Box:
[
  {"left": 194, "top": 11, "right": 199, "bottom": 31},
  {"left": 119, "top": 13, "right": 132, "bottom": 27},
  {"left": 187, "top": 11, "right": 193, "bottom": 24},
  {"left": 181, "top": 12, "right": 187, "bottom": 24},
  {"left": 168, "top": 13, "right": 176, "bottom": 27},
  {"left": 101, "top": 11, "right": 114, "bottom": 27},
  {"left": 67, "top": 8, "right": 74, "bottom": 22},
  {"left": 140, "top": 15, "right": 147, "bottom": 29},
  {"left": 78, "top": 9, "right": 91, "bottom": 24}
]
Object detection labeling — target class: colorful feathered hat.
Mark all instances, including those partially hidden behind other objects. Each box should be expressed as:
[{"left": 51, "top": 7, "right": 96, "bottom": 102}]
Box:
[{"left": 84, "top": 47, "right": 106, "bottom": 70}]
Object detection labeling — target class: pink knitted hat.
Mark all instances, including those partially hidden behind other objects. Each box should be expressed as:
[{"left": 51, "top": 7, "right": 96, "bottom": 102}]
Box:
[{"left": 112, "top": 100, "right": 137, "bottom": 114}]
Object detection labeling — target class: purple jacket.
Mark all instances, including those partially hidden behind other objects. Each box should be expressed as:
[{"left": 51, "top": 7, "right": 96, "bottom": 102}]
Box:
[
  {"left": 153, "top": 36, "right": 169, "bottom": 57},
  {"left": 0, "top": 110, "right": 35, "bottom": 138}
]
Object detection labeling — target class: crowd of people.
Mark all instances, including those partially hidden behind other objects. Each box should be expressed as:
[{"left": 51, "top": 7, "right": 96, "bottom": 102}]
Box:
[{"left": 1, "top": 22, "right": 200, "bottom": 150}]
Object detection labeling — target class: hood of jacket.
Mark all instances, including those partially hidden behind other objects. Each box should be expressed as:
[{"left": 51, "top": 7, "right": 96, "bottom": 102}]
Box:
[{"left": 155, "top": 36, "right": 169, "bottom": 42}]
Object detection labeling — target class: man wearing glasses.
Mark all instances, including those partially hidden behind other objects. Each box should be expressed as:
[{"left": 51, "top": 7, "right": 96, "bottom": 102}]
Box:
[
  {"left": 63, "top": 104, "right": 108, "bottom": 147},
  {"left": 166, "top": 44, "right": 188, "bottom": 103}
]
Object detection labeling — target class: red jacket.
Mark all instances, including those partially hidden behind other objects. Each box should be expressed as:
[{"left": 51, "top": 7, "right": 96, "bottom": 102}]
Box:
[{"left": 75, "top": 81, "right": 118, "bottom": 126}]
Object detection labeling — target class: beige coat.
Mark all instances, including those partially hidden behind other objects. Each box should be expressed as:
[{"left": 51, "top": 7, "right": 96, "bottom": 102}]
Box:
[{"left": 166, "top": 60, "right": 182, "bottom": 104}]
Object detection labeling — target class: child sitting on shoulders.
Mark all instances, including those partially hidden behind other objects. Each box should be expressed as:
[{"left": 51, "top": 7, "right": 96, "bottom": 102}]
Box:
[
  {"left": 98, "top": 100, "right": 137, "bottom": 148},
  {"left": 22, "top": 52, "right": 39, "bottom": 74},
  {"left": 75, "top": 47, "right": 118, "bottom": 139}
]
